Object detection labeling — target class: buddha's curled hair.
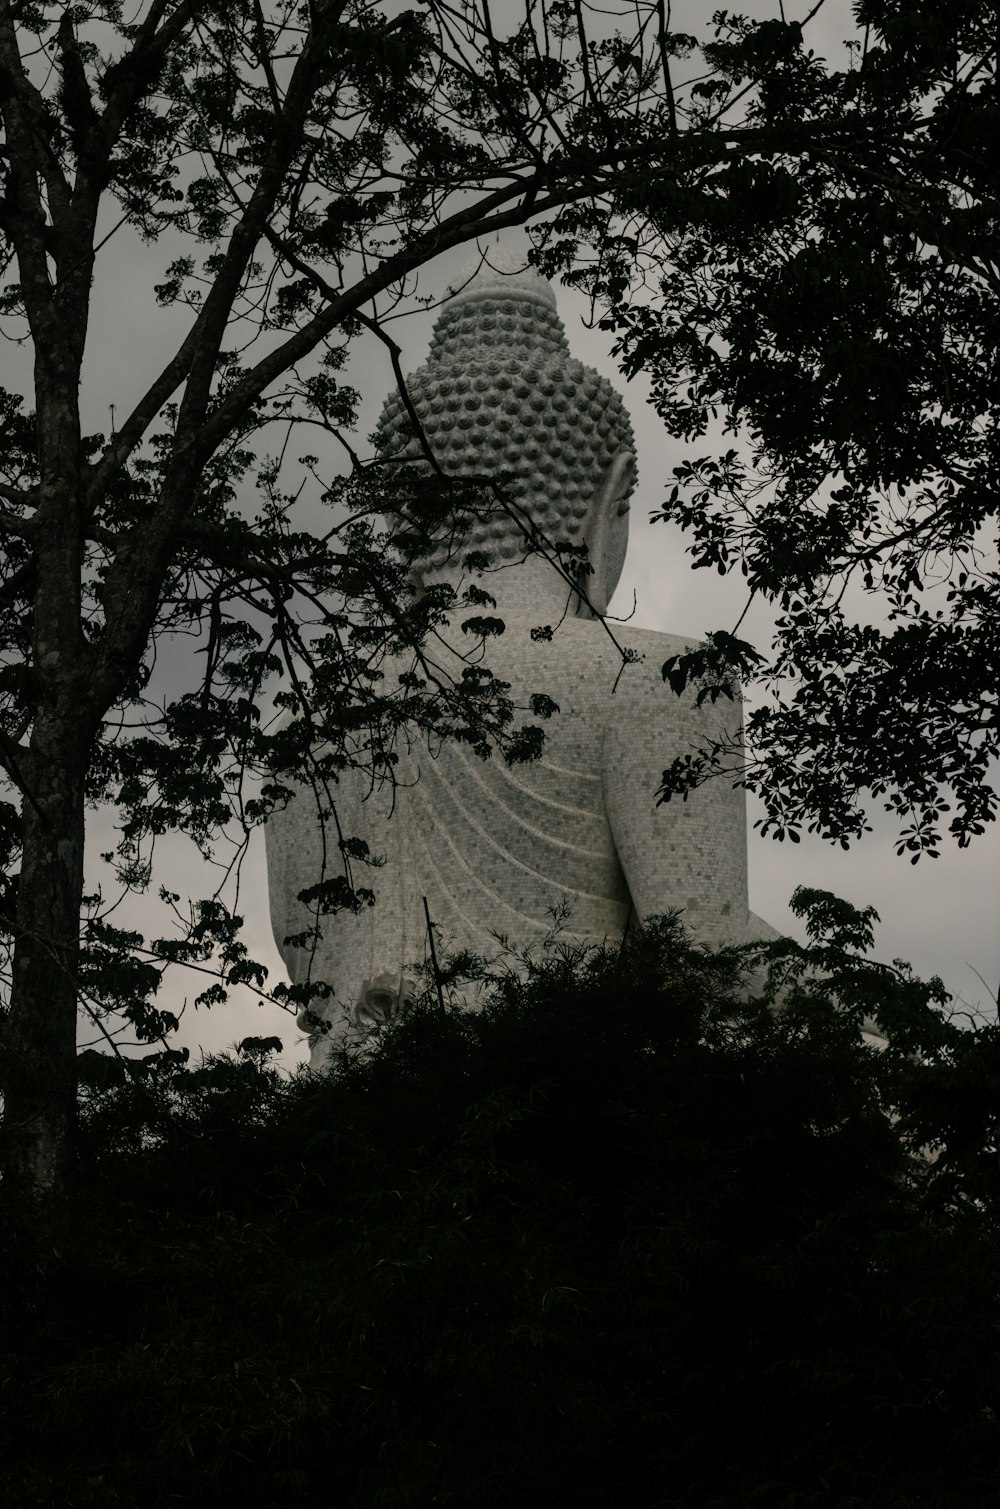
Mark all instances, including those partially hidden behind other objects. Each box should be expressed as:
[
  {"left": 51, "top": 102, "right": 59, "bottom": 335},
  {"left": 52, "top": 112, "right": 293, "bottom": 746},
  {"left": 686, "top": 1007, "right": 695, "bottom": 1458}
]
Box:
[{"left": 376, "top": 276, "right": 636, "bottom": 571}]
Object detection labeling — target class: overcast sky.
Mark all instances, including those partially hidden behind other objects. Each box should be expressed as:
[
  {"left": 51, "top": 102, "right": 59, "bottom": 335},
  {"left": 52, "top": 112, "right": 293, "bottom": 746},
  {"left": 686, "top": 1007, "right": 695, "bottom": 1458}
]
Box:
[{"left": 65, "top": 0, "right": 999, "bottom": 1064}]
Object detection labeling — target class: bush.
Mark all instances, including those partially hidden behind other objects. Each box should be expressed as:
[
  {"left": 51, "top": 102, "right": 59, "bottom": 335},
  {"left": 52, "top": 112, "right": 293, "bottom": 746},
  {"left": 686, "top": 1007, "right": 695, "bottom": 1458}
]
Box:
[{"left": 3, "top": 904, "right": 999, "bottom": 1508}]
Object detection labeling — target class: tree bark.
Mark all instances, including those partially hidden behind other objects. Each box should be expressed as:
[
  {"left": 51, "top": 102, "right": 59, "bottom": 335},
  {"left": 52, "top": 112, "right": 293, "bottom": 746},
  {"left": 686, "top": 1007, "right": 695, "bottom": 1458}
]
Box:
[{"left": 2, "top": 719, "right": 86, "bottom": 1198}]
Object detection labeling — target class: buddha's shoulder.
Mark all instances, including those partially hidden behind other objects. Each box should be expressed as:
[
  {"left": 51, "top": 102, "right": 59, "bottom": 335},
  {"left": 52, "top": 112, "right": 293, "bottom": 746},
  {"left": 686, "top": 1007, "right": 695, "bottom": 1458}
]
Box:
[
  {"left": 542, "top": 619, "right": 703, "bottom": 678},
  {"left": 489, "top": 618, "right": 706, "bottom": 719}
]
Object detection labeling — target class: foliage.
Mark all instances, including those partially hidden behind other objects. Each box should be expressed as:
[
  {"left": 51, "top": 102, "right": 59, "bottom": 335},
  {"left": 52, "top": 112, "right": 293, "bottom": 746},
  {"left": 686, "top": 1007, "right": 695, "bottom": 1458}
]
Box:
[
  {"left": 554, "top": 2, "right": 1000, "bottom": 857},
  {"left": 2, "top": 0, "right": 995, "bottom": 1196},
  {"left": 3, "top": 908, "right": 999, "bottom": 1508},
  {"left": 0, "top": 0, "right": 705, "bottom": 1189}
]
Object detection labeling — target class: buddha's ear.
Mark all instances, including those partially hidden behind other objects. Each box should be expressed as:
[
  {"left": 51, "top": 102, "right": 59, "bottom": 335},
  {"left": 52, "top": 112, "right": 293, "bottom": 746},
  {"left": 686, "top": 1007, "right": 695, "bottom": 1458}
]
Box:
[
  {"left": 599, "top": 451, "right": 636, "bottom": 516},
  {"left": 577, "top": 450, "right": 636, "bottom": 618}
]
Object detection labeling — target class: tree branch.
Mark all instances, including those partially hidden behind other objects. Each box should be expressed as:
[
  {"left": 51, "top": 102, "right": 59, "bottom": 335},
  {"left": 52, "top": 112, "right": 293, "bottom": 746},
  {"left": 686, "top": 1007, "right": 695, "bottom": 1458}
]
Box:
[
  {"left": 0, "top": 721, "right": 36, "bottom": 811},
  {"left": 0, "top": 2, "right": 62, "bottom": 342},
  {"left": 0, "top": 505, "right": 33, "bottom": 537},
  {"left": 195, "top": 170, "right": 559, "bottom": 461}
]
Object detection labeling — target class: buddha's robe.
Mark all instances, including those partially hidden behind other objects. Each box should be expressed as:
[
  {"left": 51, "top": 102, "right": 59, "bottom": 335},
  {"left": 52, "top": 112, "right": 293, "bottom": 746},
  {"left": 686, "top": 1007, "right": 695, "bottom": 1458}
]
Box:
[{"left": 265, "top": 620, "right": 776, "bottom": 1063}]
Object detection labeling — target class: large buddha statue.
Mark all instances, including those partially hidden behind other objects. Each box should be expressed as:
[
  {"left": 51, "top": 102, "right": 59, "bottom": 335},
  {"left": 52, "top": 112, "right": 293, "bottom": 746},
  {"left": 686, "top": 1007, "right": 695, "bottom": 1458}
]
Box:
[{"left": 266, "top": 249, "right": 775, "bottom": 1069}]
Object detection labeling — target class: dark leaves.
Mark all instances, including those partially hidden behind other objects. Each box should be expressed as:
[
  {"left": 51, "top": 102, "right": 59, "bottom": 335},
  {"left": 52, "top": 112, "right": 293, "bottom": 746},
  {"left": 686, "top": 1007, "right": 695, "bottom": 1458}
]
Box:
[{"left": 14, "top": 915, "right": 999, "bottom": 1508}]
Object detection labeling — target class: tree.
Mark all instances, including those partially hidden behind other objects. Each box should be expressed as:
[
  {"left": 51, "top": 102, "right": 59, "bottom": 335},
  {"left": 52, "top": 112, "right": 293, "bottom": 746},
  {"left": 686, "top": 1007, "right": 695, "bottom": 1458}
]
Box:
[
  {"left": 565, "top": 2, "right": 1000, "bottom": 862},
  {"left": 5, "top": 907, "right": 999, "bottom": 1507},
  {"left": 2, "top": 0, "right": 987, "bottom": 1203},
  {"left": 0, "top": 0, "right": 722, "bottom": 1199}
]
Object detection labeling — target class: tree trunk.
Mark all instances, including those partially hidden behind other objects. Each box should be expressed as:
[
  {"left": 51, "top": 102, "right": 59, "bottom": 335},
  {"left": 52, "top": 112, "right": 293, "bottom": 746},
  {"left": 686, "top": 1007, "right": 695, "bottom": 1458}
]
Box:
[{"left": 2, "top": 719, "right": 86, "bottom": 1199}]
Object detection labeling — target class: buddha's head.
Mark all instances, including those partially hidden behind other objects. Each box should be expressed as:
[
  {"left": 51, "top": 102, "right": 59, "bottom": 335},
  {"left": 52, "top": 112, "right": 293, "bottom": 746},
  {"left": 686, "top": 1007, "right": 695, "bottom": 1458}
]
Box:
[{"left": 377, "top": 247, "right": 636, "bottom": 614}]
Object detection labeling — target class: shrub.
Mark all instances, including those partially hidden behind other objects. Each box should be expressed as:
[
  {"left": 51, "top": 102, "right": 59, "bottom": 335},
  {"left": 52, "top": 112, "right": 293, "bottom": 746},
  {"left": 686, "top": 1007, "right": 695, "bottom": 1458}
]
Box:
[{"left": 3, "top": 905, "right": 998, "bottom": 1508}]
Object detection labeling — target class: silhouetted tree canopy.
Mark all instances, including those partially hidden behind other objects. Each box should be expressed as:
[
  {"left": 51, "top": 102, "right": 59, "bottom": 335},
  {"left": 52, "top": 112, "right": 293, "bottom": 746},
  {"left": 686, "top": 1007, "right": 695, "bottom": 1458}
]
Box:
[
  {"left": 574, "top": 3, "right": 1000, "bottom": 859},
  {"left": 0, "top": 0, "right": 732, "bottom": 1196},
  {"left": 3, "top": 906, "right": 998, "bottom": 1508}
]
